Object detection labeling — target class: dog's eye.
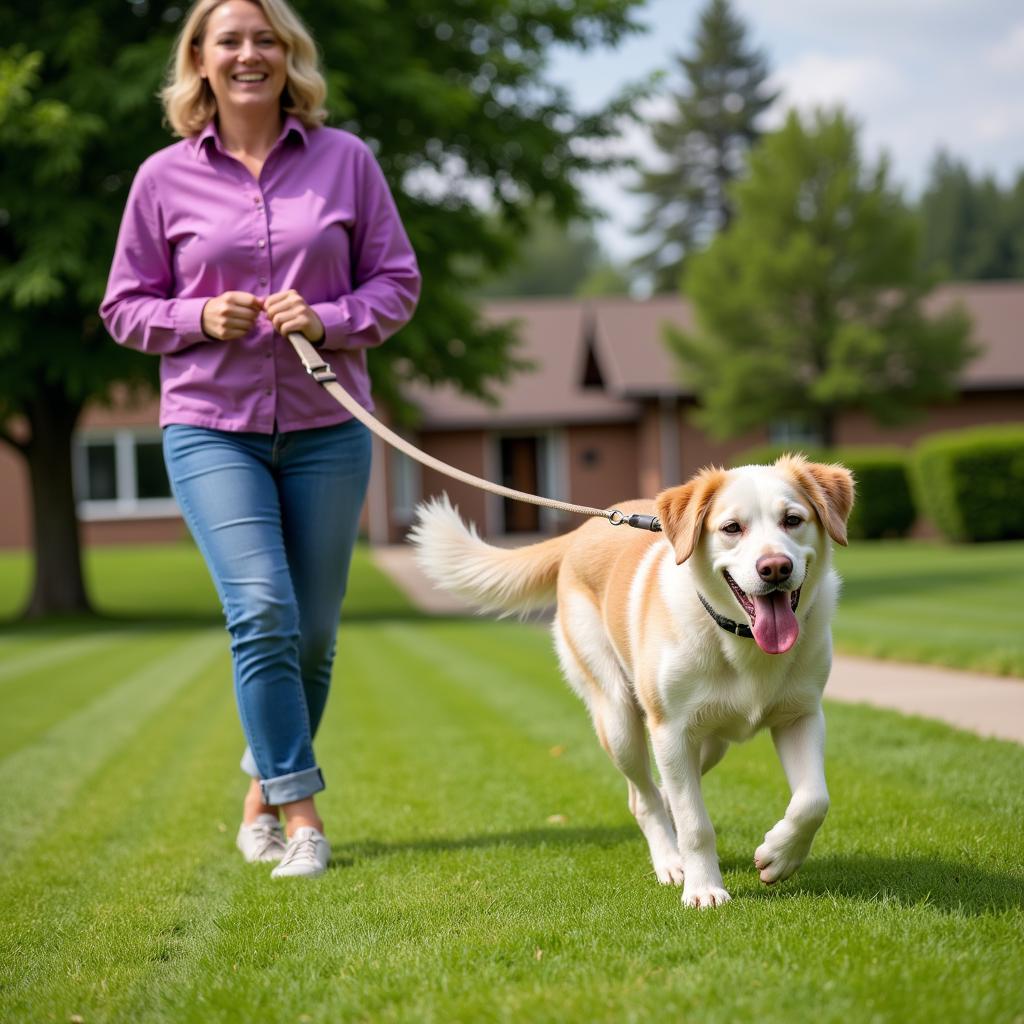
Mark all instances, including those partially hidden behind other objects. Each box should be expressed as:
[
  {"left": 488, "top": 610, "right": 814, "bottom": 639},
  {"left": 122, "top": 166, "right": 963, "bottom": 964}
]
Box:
[
  {"left": 721, "top": 522, "right": 742, "bottom": 535},
  {"left": 783, "top": 514, "right": 804, "bottom": 528}
]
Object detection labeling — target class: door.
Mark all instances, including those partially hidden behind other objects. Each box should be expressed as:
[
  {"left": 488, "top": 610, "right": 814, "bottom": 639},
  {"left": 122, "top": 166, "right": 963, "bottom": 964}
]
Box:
[{"left": 500, "top": 436, "right": 542, "bottom": 533}]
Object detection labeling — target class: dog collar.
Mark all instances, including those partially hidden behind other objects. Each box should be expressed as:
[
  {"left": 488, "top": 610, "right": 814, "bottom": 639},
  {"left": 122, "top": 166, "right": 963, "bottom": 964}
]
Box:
[{"left": 697, "top": 591, "right": 753, "bottom": 640}]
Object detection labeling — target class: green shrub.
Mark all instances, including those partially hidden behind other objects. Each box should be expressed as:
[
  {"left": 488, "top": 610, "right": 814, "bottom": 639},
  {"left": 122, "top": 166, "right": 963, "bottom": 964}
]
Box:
[
  {"left": 730, "top": 444, "right": 916, "bottom": 540},
  {"left": 911, "top": 425, "right": 1024, "bottom": 542}
]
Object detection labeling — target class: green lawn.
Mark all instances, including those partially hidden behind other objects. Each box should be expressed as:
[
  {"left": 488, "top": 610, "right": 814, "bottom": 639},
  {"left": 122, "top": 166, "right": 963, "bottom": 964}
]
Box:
[
  {"left": 0, "top": 542, "right": 1022, "bottom": 1022},
  {"left": 832, "top": 540, "right": 1024, "bottom": 677}
]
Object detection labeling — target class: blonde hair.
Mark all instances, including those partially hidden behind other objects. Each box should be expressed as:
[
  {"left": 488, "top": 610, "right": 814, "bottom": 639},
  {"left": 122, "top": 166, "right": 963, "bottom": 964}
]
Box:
[{"left": 161, "top": 0, "right": 327, "bottom": 137}]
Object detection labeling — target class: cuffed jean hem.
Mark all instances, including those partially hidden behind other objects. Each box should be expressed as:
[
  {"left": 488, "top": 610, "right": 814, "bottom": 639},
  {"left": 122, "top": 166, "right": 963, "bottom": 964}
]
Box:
[
  {"left": 260, "top": 766, "right": 326, "bottom": 805},
  {"left": 240, "top": 747, "right": 259, "bottom": 779}
]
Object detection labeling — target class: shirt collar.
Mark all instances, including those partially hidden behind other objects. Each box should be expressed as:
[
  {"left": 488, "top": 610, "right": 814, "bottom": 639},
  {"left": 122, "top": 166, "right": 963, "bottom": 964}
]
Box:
[{"left": 192, "top": 114, "right": 309, "bottom": 158}]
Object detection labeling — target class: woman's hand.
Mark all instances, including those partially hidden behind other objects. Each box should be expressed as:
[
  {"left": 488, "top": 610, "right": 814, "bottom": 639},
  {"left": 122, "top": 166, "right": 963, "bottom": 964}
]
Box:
[
  {"left": 201, "top": 291, "right": 263, "bottom": 340},
  {"left": 264, "top": 289, "right": 325, "bottom": 344}
]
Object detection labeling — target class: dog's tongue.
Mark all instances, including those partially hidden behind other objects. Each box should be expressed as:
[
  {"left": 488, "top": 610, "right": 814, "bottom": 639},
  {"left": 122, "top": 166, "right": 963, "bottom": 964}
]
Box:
[{"left": 752, "top": 592, "right": 799, "bottom": 654}]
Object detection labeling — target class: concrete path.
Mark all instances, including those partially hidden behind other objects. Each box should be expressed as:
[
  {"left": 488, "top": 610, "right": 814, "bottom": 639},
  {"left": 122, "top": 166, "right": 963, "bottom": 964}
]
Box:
[
  {"left": 825, "top": 656, "right": 1024, "bottom": 744},
  {"left": 372, "top": 546, "right": 1024, "bottom": 745}
]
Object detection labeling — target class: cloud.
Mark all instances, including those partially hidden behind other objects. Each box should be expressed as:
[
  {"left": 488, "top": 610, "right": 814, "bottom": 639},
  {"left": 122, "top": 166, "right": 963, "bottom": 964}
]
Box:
[
  {"left": 741, "top": 0, "right": 983, "bottom": 35},
  {"left": 974, "top": 104, "right": 1024, "bottom": 144},
  {"left": 988, "top": 23, "right": 1024, "bottom": 74},
  {"left": 769, "top": 53, "right": 907, "bottom": 117}
]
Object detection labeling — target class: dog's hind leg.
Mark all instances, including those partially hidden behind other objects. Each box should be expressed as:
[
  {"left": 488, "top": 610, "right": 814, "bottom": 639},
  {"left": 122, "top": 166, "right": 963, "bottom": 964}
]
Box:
[
  {"left": 553, "top": 613, "right": 683, "bottom": 886},
  {"left": 593, "top": 696, "right": 686, "bottom": 886}
]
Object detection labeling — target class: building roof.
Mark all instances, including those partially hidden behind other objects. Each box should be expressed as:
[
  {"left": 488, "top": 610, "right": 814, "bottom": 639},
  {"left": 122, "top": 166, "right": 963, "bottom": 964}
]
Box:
[
  {"left": 924, "top": 282, "right": 1024, "bottom": 389},
  {"left": 406, "top": 300, "right": 639, "bottom": 429},
  {"left": 407, "top": 282, "right": 1024, "bottom": 429}
]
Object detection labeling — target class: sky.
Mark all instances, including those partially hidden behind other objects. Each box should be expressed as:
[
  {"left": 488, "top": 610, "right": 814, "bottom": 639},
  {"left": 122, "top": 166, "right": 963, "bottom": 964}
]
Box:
[{"left": 548, "top": 0, "right": 1024, "bottom": 264}]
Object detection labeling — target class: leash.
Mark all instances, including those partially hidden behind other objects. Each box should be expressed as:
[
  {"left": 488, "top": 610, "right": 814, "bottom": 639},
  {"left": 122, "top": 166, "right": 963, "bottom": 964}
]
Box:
[{"left": 286, "top": 332, "right": 662, "bottom": 533}]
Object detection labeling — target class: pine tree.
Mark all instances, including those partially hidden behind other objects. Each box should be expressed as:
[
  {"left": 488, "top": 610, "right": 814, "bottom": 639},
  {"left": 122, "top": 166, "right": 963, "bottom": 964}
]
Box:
[
  {"left": 917, "top": 151, "right": 1022, "bottom": 280},
  {"left": 631, "top": 0, "right": 776, "bottom": 293}
]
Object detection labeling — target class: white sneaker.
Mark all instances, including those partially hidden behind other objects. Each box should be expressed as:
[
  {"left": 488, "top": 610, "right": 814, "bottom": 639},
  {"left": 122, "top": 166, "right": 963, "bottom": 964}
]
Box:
[
  {"left": 236, "top": 814, "right": 286, "bottom": 863},
  {"left": 271, "top": 826, "right": 331, "bottom": 879}
]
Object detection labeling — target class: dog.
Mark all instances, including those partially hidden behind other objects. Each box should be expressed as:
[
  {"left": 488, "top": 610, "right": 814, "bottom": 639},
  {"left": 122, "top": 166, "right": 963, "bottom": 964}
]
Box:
[{"left": 408, "top": 455, "right": 855, "bottom": 909}]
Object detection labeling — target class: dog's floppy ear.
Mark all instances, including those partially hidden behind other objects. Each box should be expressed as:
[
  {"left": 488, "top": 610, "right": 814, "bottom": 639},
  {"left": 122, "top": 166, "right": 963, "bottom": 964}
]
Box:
[
  {"left": 776, "top": 454, "right": 856, "bottom": 546},
  {"left": 655, "top": 467, "right": 727, "bottom": 565}
]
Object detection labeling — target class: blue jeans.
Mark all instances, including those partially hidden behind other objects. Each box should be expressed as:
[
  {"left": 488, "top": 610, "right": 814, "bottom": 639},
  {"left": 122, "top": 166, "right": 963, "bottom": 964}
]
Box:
[{"left": 163, "top": 420, "right": 371, "bottom": 805}]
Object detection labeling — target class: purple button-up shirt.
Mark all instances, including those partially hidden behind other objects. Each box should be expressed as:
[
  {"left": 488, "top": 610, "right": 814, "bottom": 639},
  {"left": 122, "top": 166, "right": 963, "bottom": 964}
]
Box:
[{"left": 100, "top": 116, "right": 420, "bottom": 432}]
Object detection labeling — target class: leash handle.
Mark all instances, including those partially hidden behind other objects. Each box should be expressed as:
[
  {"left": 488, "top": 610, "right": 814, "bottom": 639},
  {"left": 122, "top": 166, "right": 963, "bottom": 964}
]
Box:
[{"left": 286, "top": 332, "right": 662, "bottom": 532}]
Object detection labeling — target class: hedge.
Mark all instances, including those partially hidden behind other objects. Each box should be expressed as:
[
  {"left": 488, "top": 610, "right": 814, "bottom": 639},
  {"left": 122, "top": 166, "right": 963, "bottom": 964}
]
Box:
[
  {"left": 910, "top": 424, "right": 1024, "bottom": 542},
  {"left": 730, "top": 444, "right": 916, "bottom": 540}
]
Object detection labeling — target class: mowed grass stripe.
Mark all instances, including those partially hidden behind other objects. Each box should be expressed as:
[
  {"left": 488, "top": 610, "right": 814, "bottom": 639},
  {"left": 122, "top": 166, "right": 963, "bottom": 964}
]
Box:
[
  {"left": 0, "top": 630, "right": 249, "bottom": 1024},
  {"left": 0, "top": 630, "right": 126, "bottom": 684},
  {"left": 0, "top": 632, "right": 206, "bottom": 757},
  {"left": 0, "top": 629, "right": 225, "bottom": 857},
  {"left": 379, "top": 619, "right": 631, "bottom": 792},
  {"left": 330, "top": 620, "right": 627, "bottom": 839}
]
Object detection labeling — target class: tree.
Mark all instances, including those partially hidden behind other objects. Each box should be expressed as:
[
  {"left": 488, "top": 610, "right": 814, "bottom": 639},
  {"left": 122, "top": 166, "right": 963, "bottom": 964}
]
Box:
[
  {"left": 1007, "top": 172, "right": 1024, "bottom": 278},
  {"left": 917, "top": 150, "right": 1024, "bottom": 280},
  {"left": 668, "top": 109, "right": 976, "bottom": 448},
  {"left": 0, "top": 45, "right": 150, "bottom": 617},
  {"left": 631, "top": 0, "right": 776, "bottom": 293},
  {"left": 0, "top": 0, "right": 645, "bottom": 617},
  {"left": 476, "top": 205, "right": 631, "bottom": 297}
]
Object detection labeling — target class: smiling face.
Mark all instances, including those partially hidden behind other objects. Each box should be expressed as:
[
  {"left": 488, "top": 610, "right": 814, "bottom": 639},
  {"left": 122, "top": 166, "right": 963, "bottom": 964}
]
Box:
[
  {"left": 193, "top": 0, "right": 288, "bottom": 121},
  {"left": 656, "top": 457, "right": 854, "bottom": 655},
  {"left": 701, "top": 469, "right": 821, "bottom": 654}
]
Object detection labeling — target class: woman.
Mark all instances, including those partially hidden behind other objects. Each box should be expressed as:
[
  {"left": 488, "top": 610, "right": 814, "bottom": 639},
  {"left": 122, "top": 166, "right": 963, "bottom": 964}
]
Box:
[{"left": 100, "top": 0, "right": 420, "bottom": 878}]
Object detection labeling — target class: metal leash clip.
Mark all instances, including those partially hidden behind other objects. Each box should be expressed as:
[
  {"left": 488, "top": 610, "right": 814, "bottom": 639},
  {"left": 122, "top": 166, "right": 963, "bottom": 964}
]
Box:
[{"left": 608, "top": 510, "right": 662, "bottom": 532}]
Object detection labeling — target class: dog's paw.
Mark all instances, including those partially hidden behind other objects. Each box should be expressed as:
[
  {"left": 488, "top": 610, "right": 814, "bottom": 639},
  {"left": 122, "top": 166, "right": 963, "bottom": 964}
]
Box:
[
  {"left": 754, "top": 820, "right": 814, "bottom": 884},
  {"left": 681, "top": 883, "right": 731, "bottom": 909},
  {"left": 652, "top": 853, "right": 685, "bottom": 886}
]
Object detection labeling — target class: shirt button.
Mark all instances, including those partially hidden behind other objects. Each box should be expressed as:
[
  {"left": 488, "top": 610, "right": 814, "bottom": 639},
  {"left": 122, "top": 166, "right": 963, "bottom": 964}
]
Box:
[
  {"left": 259, "top": 277, "right": 267, "bottom": 286},
  {"left": 258, "top": 239, "right": 266, "bottom": 248},
  {"left": 264, "top": 388, "right": 272, "bottom": 396},
  {"left": 265, "top": 350, "right": 272, "bottom": 359},
  {"left": 253, "top": 196, "right": 262, "bottom": 205}
]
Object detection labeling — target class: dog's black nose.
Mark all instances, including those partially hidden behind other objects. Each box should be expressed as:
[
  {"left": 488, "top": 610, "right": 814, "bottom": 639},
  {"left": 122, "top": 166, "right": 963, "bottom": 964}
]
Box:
[{"left": 757, "top": 555, "right": 793, "bottom": 582}]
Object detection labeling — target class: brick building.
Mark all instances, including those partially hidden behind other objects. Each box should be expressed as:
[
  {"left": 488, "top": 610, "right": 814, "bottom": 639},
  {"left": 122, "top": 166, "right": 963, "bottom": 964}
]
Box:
[{"left": 1, "top": 282, "right": 1021, "bottom": 549}]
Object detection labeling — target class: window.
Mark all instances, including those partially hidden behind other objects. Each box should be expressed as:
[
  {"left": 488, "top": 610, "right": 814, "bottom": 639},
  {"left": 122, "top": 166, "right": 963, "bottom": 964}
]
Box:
[
  {"left": 768, "top": 419, "right": 823, "bottom": 447},
  {"left": 389, "top": 444, "right": 420, "bottom": 524},
  {"left": 74, "top": 430, "right": 178, "bottom": 520}
]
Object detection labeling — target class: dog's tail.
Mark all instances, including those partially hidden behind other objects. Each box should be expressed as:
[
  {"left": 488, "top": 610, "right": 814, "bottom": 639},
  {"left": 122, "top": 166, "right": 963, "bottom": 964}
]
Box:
[{"left": 408, "top": 494, "right": 570, "bottom": 615}]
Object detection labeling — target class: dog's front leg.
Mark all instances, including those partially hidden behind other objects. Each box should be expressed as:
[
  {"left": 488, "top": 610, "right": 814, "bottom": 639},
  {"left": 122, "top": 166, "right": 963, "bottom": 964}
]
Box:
[
  {"left": 650, "top": 723, "right": 730, "bottom": 909},
  {"left": 755, "top": 706, "right": 830, "bottom": 885}
]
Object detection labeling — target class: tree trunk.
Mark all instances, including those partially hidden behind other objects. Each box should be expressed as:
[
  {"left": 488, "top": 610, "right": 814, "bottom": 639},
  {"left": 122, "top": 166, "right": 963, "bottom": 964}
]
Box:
[
  {"left": 818, "top": 410, "right": 837, "bottom": 450},
  {"left": 22, "top": 387, "right": 92, "bottom": 618}
]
